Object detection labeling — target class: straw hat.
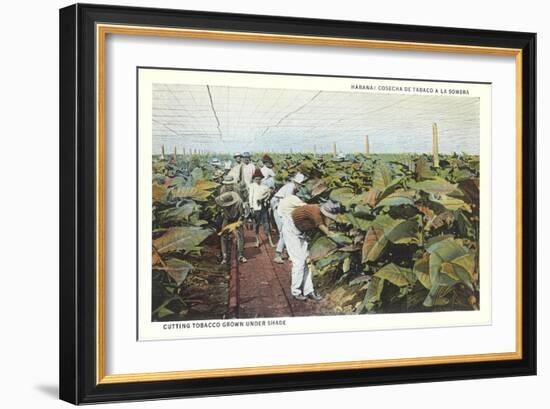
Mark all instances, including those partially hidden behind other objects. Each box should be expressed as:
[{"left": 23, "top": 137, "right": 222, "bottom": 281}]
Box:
[
  {"left": 222, "top": 175, "right": 235, "bottom": 185},
  {"left": 215, "top": 192, "right": 241, "bottom": 207}
]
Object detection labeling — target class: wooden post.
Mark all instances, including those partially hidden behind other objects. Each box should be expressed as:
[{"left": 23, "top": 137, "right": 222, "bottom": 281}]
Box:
[
  {"left": 313, "top": 144, "right": 317, "bottom": 155},
  {"left": 333, "top": 142, "right": 337, "bottom": 156},
  {"left": 365, "top": 134, "right": 370, "bottom": 155},
  {"left": 432, "top": 123, "right": 440, "bottom": 168},
  {"left": 161, "top": 144, "right": 165, "bottom": 159}
]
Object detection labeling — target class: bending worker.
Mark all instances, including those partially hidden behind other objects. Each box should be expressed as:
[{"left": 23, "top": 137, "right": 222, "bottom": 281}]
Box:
[
  {"left": 277, "top": 196, "right": 340, "bottom": 301},
  {"left": 271, "top": 173, "right": 305, "bottom": 264}
]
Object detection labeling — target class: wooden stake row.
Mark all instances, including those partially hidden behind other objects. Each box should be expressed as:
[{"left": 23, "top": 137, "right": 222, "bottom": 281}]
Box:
[{"left": 158, "top": 125, "right": 440, "bottom": 162}]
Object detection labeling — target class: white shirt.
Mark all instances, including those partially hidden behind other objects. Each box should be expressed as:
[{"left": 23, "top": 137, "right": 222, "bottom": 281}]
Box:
[
  {"left": 274, "top": 182, "right": 295, "bottom": 199},
  {"left": 248, "top": 183, "right": 270, "bottom": 211},
  {"left": 228, "top": 163, "right": 243, "bottom": 182},
  {"left": 262, "top": 176, "right": 276, "bottom": 190},
  {"left": 277, "top": 195, "right": 306, "bottom": 218},
  {"left": 260, "top": 166, "right": 275, "bottom": 179},
  {"left": 242, "top": 163, "right": 256, "bottom": 186}
]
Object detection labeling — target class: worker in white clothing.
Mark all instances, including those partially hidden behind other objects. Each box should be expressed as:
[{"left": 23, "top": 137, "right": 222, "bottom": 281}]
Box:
[
  {"left": 249, "top": 168, "right": 274, "bottom": 248},
  {"left": 260, "top": 154, "right": 276, "bottom": 190},
  {"left": 277, "top": 196, "right": 340, "bottom": 301},
  {"left": 241, "top": 152, "right": 256, "bottom": 186},
  {"left": 271, "top": 173, "right": 305, "bottom": 264},
  {"left": 228, "top": 152, "right": 249, "bottom": 202},
  {"left": 260, "top": 154, "right": 275, "bottom": 179},
  {"left": 228, "top": 152, "right": 243, "bottom": 181}
]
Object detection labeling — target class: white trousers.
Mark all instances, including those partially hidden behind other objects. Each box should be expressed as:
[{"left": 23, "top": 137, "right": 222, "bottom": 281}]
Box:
[
  {"left": 271, "top": 198, "right": 285, "bottom": 253},
  {"left": 281, "top": 216, "right": 314, "bottom": 296}
]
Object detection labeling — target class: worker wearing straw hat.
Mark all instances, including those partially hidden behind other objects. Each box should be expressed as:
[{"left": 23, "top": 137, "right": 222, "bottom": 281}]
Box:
[
  {"left": 277, "top": 197, "right": 340, "bottom": 301},
  {"left": 228, "top": 152, "right": 243, "bottom": 183},
  {"left": 249, "top": 168, "right": 274, "bottom": 248},
  {"left": 215, "top": 191, "right": 247, "bottom": 264},
  {"left": 219, "top": 174, "right": 237, "bottom": 195},
  {"left": 228, "top": 152, "right": 250, "bottom": 202},
  {"left": 241, "top": 152, "right": 256, "bottom": 187}
]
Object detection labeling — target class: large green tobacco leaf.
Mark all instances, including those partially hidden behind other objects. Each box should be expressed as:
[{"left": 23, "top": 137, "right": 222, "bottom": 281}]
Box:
[
  {"left": 170, "top": 186, "right": 212, "bottom": 202},
  {"left": 361, "top": 276, "right": 384, "bottom": 312},
  {"left": 361, "top": 215, "right": 421, "bottom": 263},
  {"left": 409, "top": 177, "right": 458, "bottom": 195},
  {"left": 362, "top": 225, "right": 387, "bottom": 263},
  {"left": 346, "top": 213, "right": 372, "bottom": 231},
  {"left": 430, "top": 194, "right": 472, "bottom": 212},
  {"left": 155, "top": 258, "right": 194, "bottom": 286},
  {"left": 329, "top": 187, "right": 355, "bottom": 207},
  {"left": 424, "top": 234, "right": 454, "bottom": 249},
  {"left": 153, "top": 226, "right": 213, "bottom": 254},
  {"left": 353, "top": 203, "right": 372, "bottom": 218},
  {"left": 309, "top": 236, "right": 338, "bottom": 261},
  {"left": 376, "top": 190, "right": 416, "bottom": 208},
  {"left": 374, "top": 263, "right": 416, "bottom": 287},
  {"left": 373, "top": 162, "right": 392, "bottom": 192},
  {"left": 329, "top": 233, "right": 353, "bottom": 246},
  {"left": 315, "top": 252, "right": 347, "bottom": 273},
  {"left": 165, "top": 176, "right": 187, "bottom": 188},
  {"left": 422, "top": 238, "right": 476, "bottom": 307},
  {"left": 375, "top": 214, "right": 422, "bottom": 245},
  {"left": 158, "top": 202, "right": 198, "bottom": 224}
]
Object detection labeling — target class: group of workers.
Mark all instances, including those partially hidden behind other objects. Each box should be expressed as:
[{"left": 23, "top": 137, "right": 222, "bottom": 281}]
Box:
[{"left": 213, "top": 152, "right": 341, "bottom": 301}]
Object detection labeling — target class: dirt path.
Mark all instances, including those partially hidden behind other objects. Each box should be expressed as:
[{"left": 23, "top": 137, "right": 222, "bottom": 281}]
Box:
[{"left": 233, "top": 225, "right": 332, "bottom": 319}]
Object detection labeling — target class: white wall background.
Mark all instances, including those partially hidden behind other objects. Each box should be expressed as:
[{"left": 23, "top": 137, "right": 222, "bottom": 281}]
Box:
[{"left": 0, "top": 0, "right": 545, "bottom": 408}]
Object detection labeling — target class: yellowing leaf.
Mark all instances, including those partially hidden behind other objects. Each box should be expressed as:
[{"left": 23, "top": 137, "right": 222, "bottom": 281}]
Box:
[
  {"left": 374, "top": 263, "right": 415, "bottom": 287},
  {"left": 441, "top": 261, "right": 460, "bottom": 280},
  {"left": 170, "top": 186, "right": 212, "bottom": 201},
  {"left": 153, "top": 183, "right": 168, "bottom": 202},
  {"left": 153, "top": 226, "right": 213, "bottom": 254},
  {"left": 218, "top": 221, "right": 243, "bottom": 236},
  {"left": 362, "top": 226, "right": 387, "bottom": 263},
  {"left": 194, "top": 180, "right": 219, "bottom": 190},
  {"left": 414, "top": 253, "right": 432, "bottom": 289},
  {"left": 432, "top": 195, "right": 472, "bottom": 212}
]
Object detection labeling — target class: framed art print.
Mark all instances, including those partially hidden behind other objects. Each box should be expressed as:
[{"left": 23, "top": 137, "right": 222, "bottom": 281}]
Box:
[{"left": 59, "top": 3, "right": 536, "bottom": 404}]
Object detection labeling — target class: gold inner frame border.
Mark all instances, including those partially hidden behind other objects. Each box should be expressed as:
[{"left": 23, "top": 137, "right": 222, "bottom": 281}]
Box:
[{"left": 95, "top": 23, "right": 523, "bottom": 385}]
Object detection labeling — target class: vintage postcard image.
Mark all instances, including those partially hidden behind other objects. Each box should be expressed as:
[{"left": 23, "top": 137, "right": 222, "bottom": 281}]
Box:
[{"left": 137, "top": 68, "right": 491, "bottom": 340}]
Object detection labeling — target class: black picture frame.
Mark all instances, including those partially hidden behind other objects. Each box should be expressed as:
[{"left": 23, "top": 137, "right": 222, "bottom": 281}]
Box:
[{"left": 59, "top": 3, "right": 536, "bottom": 405}]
